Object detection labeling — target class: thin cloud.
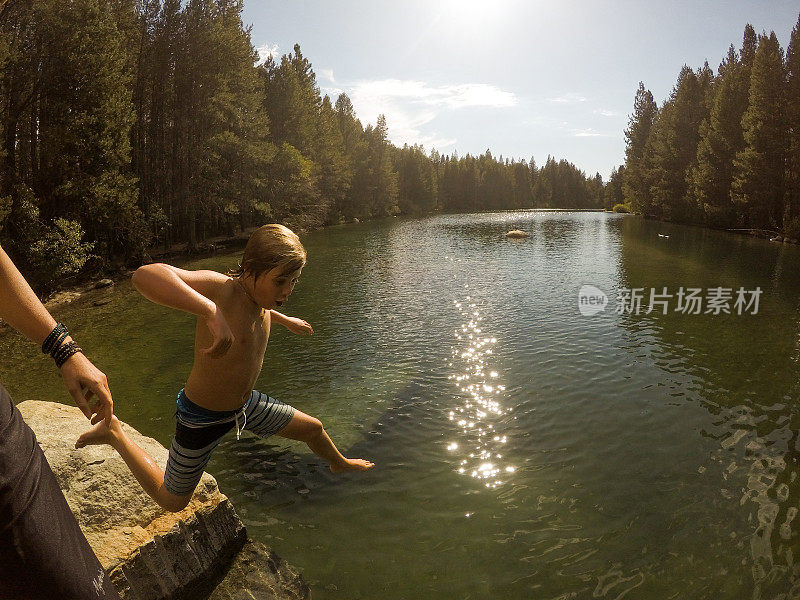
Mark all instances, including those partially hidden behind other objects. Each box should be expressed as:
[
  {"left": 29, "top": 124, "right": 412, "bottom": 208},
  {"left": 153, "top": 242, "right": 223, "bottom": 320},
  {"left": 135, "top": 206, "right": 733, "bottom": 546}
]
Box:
[
  {"left": 593, "top": 108, "right": 617, "bottom": 117},
  {"left": 254, "top": 43, "right": 279, "bottom": 66},
  {"left": 571, "top": 128, "right": 610, "bottom": 137},
  {"left": 427, "top": 83, "right": 517, "bottom": 109},
  {"left": 320, "top": 86, "right": 344, "bottom": 101},
  {"left": 342, "top": 78, "right": 517, "bottom": 152},
  {"left": 319, "top": 68, "right": 336, "bottom": 84},
  {"left": 547, "top": 93, "right": 588, "bottom": 104},
  {"left": 350, "top": 79, "right": 517, "bottom": 110},
  {"left": 411, "top": 134, "right": 458, "bottom": 150}
]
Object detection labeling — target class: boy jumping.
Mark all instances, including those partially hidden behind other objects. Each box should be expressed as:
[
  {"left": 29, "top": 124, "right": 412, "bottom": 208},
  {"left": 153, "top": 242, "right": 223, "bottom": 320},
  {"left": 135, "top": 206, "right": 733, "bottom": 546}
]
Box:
[{"left": 76, "top": 224, "right": 373, "bottom": 512}]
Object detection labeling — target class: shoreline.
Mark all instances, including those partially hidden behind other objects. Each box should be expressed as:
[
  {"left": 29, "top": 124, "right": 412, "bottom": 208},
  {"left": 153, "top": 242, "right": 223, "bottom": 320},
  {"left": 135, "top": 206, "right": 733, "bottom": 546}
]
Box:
[
  {"left": 23, "top": 207, "right": 797, "bottom": 318},
  {"left": 633, "top": 212, "right": 800, "bottom": 244}
]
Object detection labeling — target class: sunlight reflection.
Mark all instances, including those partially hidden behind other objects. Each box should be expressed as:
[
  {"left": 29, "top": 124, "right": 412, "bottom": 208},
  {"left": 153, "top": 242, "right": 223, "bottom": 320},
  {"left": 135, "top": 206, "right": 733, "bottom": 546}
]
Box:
[{"left": 447, "top": 294, "right": 514, "bottom": 489}]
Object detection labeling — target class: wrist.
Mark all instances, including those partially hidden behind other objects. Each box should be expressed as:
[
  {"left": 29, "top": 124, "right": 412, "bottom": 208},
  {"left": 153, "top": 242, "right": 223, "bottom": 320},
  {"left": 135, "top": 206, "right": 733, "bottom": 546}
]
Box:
[
  {"left": 42, "top": 323, "right": 82, "bottom": 368},
  {"left": 269, "top": 309, "right": 286, "bottom": 323},
  {"left": 56, "top": 342, "right": 84, "bottom": 369}
]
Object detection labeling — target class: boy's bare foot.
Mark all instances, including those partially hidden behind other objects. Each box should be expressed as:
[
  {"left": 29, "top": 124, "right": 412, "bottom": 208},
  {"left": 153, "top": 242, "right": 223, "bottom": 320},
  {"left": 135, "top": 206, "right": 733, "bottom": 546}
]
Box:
[
  {"left": 330, "top": 458, "right": 374, "bottom": 473},
  {"left": 75, "top": 415, "right": 120, "bottom": 449}
]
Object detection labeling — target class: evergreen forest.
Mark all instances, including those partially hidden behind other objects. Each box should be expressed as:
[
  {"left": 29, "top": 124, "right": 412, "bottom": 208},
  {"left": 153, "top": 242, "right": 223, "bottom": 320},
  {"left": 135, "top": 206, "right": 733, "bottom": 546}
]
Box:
[
  {"left": 0, "top": 0, "right": 603, "bottom": 289},
  {"left": 609, "top": 16, "right": 800, "bottom": 238}
]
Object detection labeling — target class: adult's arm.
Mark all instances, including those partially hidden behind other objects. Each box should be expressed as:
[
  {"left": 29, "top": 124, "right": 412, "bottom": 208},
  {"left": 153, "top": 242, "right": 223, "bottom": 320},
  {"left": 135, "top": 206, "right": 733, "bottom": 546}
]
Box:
[{"left": 0, "top": 243, "right": 113, "bottom": 425}]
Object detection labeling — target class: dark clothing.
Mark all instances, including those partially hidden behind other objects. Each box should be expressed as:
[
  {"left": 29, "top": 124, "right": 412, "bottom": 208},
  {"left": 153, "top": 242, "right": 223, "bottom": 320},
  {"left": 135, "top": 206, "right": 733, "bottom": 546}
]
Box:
[{"left": 0, "top": 383, "right": 119, "bottom": 599}]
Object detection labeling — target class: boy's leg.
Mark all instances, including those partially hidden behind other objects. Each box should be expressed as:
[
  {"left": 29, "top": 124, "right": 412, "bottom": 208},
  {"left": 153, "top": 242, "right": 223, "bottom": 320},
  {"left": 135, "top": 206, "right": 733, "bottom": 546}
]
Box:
[
  {"left": 276, "top": 409, "right": 368, "bottom": 472},
  {"left": 242, "top": 391, "right": 373, "bottom": 472},
  {"left": 75, "top": 417, "right": 225, "bottom": 513}
]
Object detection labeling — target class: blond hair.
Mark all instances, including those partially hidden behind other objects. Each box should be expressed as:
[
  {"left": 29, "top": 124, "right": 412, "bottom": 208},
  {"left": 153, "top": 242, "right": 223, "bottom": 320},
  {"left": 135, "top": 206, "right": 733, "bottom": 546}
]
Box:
[{"left": 229, "top": 224, "right": 306, "bottom": 280}]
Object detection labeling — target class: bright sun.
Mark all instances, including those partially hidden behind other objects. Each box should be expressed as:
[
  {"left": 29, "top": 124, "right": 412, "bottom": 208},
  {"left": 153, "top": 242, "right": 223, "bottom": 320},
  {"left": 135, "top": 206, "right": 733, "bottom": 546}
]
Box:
[{"left": 440, "top": 0, "right": 509, "bottom": 31}]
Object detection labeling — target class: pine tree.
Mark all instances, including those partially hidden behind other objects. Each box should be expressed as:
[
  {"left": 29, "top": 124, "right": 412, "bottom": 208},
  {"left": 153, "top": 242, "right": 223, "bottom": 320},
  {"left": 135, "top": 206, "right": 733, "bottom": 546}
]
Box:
[
  {"left": 784, "top": 14, "right": 800, "bottom": 238},
  {"left": 200, "top": 0, "right": 273, "bottom": 233},
  {"left": 333, "top": 93, "right": 367, "bottom": 221},
  {"left": 395, "top": 143, "right": 437, "bottom": 214},
  {"left": 261, "top": 45, "right": 320, "bottom": 157},
  {"left": 605, "top": 166, "right": 625, "bottom": 210},
  {"left": 741, "top": 24, "right": 758, "bottom": 70},
  {"left": 10, "top": 0, "right": 141, "bottom": 261},
  {"left": 645, "top": 66, "right": 709, "bottom": 221},
  {"left": 364, "top": 114, "right": 399, "bottom": 217},
  {"left": 688, "top": 44, "right": 751, "bottom": 227},
  {"left": 316, "top": 95, "right": 352, "bottom": 224},
  {"left": 130, "top": 0, "right": 173, "bottom": 247},
  {"left": 731, "top": 32, "right": 788, "bottom": 230},
  {"left": 510, "top": 160, "right": 532, "bottom": 208},
  {"left": 622, "top": 83, "right": 658, "bottom": 213},
  {"left": 0, "top": 0, "right": 52, "bottom": 245}
]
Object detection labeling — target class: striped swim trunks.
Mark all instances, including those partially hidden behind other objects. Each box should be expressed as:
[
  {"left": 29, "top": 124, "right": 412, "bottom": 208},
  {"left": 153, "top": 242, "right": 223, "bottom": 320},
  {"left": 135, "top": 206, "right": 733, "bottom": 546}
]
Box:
[{"left": 163, "top": 388, "right": 295, "bottom": 496}]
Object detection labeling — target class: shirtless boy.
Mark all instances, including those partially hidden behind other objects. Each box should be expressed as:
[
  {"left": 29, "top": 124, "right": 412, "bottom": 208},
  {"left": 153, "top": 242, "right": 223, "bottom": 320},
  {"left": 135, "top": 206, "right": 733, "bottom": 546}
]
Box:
[{"left": 77, "top": 224, "right": 373, "bottom": 512}]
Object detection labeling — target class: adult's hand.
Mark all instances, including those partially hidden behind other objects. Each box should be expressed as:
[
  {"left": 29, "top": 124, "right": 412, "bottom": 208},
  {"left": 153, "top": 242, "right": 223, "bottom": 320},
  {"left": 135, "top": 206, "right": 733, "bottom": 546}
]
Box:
[{"left": 60, "top": 351, "right": 113, "bottom": 426}]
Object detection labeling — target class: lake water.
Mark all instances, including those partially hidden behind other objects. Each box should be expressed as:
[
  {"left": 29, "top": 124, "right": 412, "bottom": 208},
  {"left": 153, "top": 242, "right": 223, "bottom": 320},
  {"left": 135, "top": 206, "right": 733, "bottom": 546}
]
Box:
[{"left": 3, "top": 210, "right": 800, "bottom": 599}]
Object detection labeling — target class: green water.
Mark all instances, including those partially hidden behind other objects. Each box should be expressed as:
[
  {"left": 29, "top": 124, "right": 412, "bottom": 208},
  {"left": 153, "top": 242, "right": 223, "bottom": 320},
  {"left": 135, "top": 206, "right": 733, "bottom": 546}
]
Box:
[{"left": 3, "top": 211, "right": 800, "bottom": 599}]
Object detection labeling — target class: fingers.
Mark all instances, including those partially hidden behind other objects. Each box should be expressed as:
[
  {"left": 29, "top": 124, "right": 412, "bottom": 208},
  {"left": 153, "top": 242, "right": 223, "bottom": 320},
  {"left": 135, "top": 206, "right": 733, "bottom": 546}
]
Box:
[
  {"left": 88, "top": 398, "right": 112, "bottom": 426},
  {"left": 61, "top": 355, "right": 114, "bottom": 424},
  {"left": 291, "top": 320, "right": 313, "bottom": 335},
  {"left": 67, "top": 385, "right": 91, "bottom": 419},
  {"left": 86, "top": 380, "right": 114, "bottom": 427}
]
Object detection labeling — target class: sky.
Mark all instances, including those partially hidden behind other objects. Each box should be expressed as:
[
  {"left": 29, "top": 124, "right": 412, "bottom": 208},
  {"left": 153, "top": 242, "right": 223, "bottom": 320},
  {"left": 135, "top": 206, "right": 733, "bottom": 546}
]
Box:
[{"left": 242, "top": 1, "right": 800, "bottom": 180}]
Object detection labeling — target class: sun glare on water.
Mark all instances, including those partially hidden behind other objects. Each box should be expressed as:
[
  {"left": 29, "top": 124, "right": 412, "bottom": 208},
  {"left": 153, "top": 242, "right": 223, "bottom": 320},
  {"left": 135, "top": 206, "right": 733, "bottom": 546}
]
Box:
[{"left": 446, "top": 290, "right": 515, "bottom": 491}]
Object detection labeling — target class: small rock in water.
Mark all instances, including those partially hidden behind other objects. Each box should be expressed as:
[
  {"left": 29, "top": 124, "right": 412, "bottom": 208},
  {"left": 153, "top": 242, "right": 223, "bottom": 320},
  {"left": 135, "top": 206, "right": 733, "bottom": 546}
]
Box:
[
  {"left": 505, "top": 229, "right": 529, "bottom": 239},
  {"left": 95, "top": 278, "right": 114, "bottom": 289}
]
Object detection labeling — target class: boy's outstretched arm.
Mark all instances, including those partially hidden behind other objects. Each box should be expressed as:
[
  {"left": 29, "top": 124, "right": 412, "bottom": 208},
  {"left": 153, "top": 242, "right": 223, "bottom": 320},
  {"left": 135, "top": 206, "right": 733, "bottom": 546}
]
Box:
[
  {"left": 269, "top": 310, "right": 313, "bottom": 335},
  {"left": 132, "top": 264, "right": 233, "bottom": 357},
  {"left": 0, "top": 244, "right": 113, "bottom": 425}
]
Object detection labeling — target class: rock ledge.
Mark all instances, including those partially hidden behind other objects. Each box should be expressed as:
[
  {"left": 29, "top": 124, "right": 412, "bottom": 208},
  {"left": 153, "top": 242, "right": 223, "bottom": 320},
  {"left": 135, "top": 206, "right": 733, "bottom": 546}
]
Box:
[{"left": 17, "top": 401, "right": 309, "bottom": 600}]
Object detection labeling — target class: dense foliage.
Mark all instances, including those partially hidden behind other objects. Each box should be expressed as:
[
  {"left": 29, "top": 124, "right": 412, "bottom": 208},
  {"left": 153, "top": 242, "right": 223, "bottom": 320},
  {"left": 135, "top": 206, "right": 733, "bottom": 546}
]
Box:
[
  {"left": 0, "top": 0, "right": 603, "bottom": 288},
  {"left": 617, "top": 17, "right": 800, "bottom": 236}
]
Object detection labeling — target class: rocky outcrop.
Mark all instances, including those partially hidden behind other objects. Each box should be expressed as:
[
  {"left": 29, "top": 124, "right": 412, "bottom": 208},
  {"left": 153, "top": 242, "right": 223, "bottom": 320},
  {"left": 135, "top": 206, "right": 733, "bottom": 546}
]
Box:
[
  {"left": 209, "top": 540, "right": 309, "bottom": 600},
  {"left": 17, "top": 401, "right": 309, "bottom": 600}
]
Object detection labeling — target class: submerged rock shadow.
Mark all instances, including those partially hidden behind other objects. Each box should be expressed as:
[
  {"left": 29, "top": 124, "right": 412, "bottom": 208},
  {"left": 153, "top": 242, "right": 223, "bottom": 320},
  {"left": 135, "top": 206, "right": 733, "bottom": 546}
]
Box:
[{"left": 211, "top": 378, "right": 435, "bottom": 507}]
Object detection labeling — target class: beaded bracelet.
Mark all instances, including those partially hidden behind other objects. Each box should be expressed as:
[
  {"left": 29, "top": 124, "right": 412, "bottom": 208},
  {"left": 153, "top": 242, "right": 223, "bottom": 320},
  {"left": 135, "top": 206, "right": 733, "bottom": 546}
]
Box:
[
  {"left": 52, "top": 330, "right": 69, "bottom": 356},
  {"left": 54, "top": 341, "right": 82, "bottom": 369},
  {"left": 42, "top": 323, "right": 68, "bottom": 355},
  {"left": 53, "top": 339, "right": 78, "bottom": 363}
]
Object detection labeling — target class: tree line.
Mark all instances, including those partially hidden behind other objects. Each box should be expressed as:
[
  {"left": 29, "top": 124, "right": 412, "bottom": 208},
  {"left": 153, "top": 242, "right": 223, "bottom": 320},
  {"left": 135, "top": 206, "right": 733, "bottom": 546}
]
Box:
[
  {"left": 0, "top": 0, "right": 603, "bottom": 290},
  {"left": 608, "top": 16, "right": 800, "bottom": 236}
]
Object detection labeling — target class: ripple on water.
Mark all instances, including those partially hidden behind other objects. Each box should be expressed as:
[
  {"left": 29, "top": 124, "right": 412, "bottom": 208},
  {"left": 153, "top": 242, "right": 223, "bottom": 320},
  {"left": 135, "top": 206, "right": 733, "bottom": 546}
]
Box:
[{"left": 7, "top": 211, "right": 800, "bottom": 599}]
